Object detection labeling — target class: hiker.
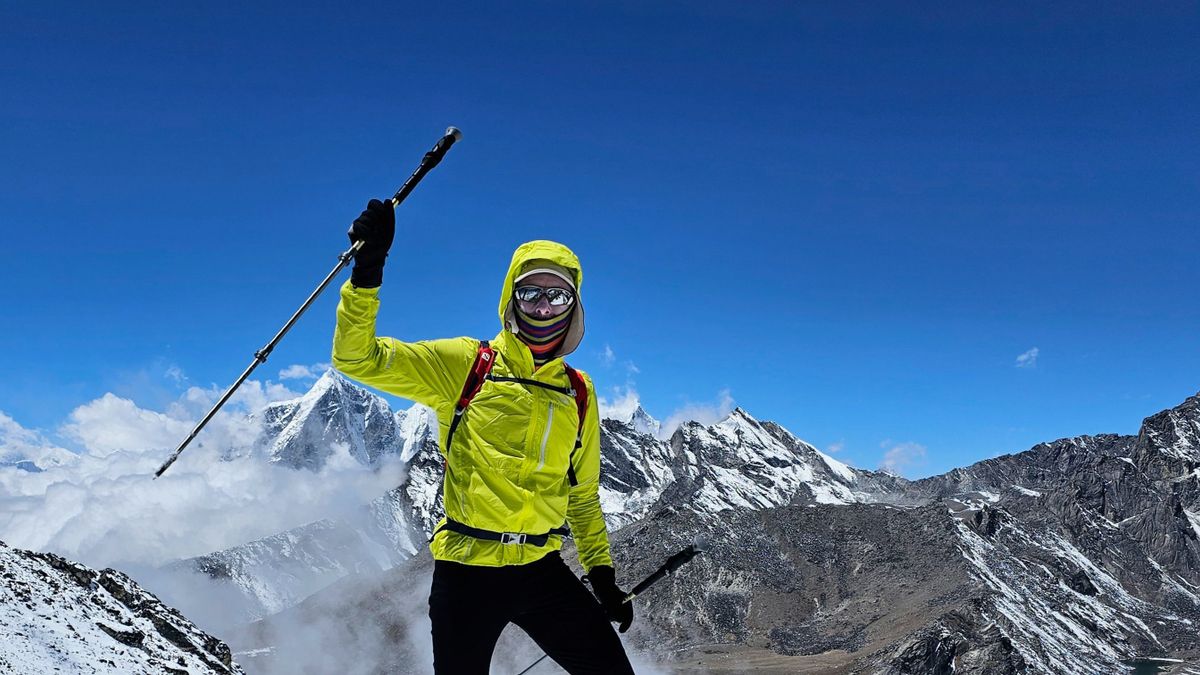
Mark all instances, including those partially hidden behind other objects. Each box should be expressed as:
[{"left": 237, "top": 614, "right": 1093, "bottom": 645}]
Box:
[{"left": 331, "top": 199, "right": 635, "bottom": 674}]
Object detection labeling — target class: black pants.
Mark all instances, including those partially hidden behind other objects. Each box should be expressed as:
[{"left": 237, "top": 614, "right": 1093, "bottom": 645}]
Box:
[{"left": 428, "top": 551, "right": 635, "bottom": 674}]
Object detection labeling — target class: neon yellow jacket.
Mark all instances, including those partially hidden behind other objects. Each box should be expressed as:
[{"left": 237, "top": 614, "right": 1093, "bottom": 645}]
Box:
[{"left": 331, "top": 240, "right": 612, "bottom": 572}]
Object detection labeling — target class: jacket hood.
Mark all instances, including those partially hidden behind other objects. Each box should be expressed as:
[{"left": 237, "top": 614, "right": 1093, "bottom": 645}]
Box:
[{"left": 499, "top": 240, "right": 585, "bottom": 360}]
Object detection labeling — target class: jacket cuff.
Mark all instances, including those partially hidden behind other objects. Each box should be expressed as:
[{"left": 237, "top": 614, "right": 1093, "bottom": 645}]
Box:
[{"left": 350, "top": 264, "right": 383, "bottom": 289}]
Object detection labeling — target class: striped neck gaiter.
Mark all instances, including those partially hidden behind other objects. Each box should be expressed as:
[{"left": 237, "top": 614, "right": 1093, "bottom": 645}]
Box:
[{"left": 513, "top": 303, "right": 573, "bottom": 368}]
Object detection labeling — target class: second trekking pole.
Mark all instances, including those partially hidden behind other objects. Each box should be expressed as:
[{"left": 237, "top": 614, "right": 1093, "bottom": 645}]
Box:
[
  {"left": 513, "top": 537, "right": 708, "bottom": 675},
  {"left": 154, "top": 126, "right": 463, "bottom": 479}
]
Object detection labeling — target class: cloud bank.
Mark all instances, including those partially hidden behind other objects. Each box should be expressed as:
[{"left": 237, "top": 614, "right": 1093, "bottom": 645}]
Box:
[{"left": 0, "top": 372, "right": 404, "bottom": 571}]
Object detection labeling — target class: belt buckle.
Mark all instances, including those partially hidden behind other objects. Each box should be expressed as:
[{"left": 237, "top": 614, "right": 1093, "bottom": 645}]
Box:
[{"left": 500, "top": 532, "right": 526, "bottom": 545}]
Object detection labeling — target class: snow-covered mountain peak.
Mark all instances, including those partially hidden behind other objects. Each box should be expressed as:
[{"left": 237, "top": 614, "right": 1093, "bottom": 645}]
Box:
[
  {"left": 662, "top": 406, "right": 897, "bottom": 513},
  {"left": 268, "top": 369, "right": 355, "bottom": 417},
  {"left": 627, "top": 405, "right": 661, "bottom": 436},
  {"left": 307, "top": 367, "right": 344, "bottom": 392},
  {"left": 395, "top": 403, "right": 438, "bottom": 462},
  {"left": 258, "top": 370, "right": 403, "bottom": 470},
  {"left": 601, "top": 401, "right": 662, "bottom": 437},
  {"left": 711, "top": 405, "right": 766, "bottom": 434}
]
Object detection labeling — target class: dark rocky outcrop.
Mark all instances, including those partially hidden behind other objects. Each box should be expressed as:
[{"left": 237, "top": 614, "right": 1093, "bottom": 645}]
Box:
[{"left": 0, "top": 540, "right": 242, "bottom": 674}]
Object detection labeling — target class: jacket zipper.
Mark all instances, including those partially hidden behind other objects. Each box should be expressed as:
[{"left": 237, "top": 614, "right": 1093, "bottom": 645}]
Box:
[{"left": 536, "top": 402, "right": 554, "bottom": 472}]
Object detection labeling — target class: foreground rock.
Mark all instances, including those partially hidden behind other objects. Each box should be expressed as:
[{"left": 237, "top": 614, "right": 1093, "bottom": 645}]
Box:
[{"left": 0, "top": 540, "right": 242, "bottom": 674}]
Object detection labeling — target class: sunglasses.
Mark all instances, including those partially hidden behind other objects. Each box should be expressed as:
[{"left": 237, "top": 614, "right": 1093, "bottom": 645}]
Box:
[{"left": 514, "top": 285, "right": 576, "bottom": 307}]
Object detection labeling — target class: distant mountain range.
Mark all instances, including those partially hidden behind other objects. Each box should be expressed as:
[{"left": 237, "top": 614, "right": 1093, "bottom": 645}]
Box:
[{"left": 4, "top": 369, "right": 1199, "bottom": 673}]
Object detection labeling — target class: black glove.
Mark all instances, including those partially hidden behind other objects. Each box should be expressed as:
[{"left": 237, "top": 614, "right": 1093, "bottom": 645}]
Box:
[
  {"left": 346, "top": 198, "right": 395, "bottom": 288},
  {"left": 586, "top": 565, "right": 633, "bottom": 633}
]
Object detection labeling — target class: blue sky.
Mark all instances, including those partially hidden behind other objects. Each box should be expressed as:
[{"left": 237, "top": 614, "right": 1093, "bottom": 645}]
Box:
[{"left": 1, "top": 2, "right": 1197, "bottom": 477}]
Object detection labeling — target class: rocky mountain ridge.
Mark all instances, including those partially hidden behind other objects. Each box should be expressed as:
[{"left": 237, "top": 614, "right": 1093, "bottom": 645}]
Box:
[
  {"left": 0, "top": 539, "right": 242, "bottom": 674},
  {"left": 217, "top": 380, "right": 1200, "bottom": 674},
  {"left": 17, "top": 369, "right": 1196, "bottom": 673}
]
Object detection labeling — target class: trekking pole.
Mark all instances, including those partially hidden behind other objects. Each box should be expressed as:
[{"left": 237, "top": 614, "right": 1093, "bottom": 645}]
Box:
[
  {"left": 619, "top": 535, "right": 708, "bottom": 603},
  {"left": 513, "top": 537, "right": 708, "bottom": 675},
  {"left": 154, "top": 126, "right": 463, "bottom": 479}
]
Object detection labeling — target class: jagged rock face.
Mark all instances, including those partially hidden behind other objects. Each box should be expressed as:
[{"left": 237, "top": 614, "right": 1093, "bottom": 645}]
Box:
[
  {"left": 913, "top": 434, "right": 1137, "bottom": 501},
  {"left": 606, "top": 503, "right": 979, "bottom": 659},
  {"left": 945, "top": 502, "right": 1194, "bottom": 674},
  {"left": 913, "top": 395, "right": 1200, "bottom": 620},
  {"left": 386, "top": 404, "right": 445, "bottom": 537},
  {"left": 258, "top": 370, "right": 404, "bottom": 470},
  {"left": 599, "top": 418, "right": 677, "bottom": 528},
  {"left": 884, "top": 606, "right": 1026, "bottom": 675},
  {"left": 1136, "top": 394, "right": 1200, "bottom": 481},
  {"left": 0, "top": 540, "right": 242, "bottom": 674}
]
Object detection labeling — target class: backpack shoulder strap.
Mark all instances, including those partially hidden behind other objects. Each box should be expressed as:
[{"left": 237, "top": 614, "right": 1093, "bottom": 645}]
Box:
[
  {"left": 445, "top": 340, "right": 496, "bottom": 457},
  {"left": 456, "top": 340, "right": 496, "bottom": 411},
  {"left": 563, "top": 364, "right": 588, "bottom": 434},
  {"left": 563, "top": 364, "right": 588, "bottom": 487}
]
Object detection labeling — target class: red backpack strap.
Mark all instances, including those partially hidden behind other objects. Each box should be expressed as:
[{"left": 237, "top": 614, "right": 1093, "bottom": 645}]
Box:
[
  {"left": 456, "top": 340, "right": 495, "bottom": 411},
  {"left": 563, "top": 364, "right": 588, "bottom": 435},
  {"left": 563, "top": 364, "right": 588, "bottom": 486},
  {"left": 445, "top": 340, "right": 495, "bottom": 459}
]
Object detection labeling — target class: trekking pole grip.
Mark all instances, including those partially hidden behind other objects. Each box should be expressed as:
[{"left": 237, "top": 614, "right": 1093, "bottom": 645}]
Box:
[
  {"left": 343, "top": 126, "right": 462, "bottom": 263},
  {"left": 389, "top": 126, "right": 463, "bottom": 208}
]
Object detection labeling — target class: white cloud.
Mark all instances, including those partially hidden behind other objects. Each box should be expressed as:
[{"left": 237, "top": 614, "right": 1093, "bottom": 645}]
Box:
[
  {"left": 599, "top": 344, "right": 616, "bottom": 367},
  {"left": 596, "top": 344, "right": 640, "bottom": 377},
  {"left": 878, "top": 440, "right": 927, "bottom": 477},
  {"left": 60, "top": 394, "right": 193, "bottom": 458},
  {"left": 164, "top": 365, "right": 187, "bottom": 384},
  {"left": 0, "top": 412, "right": 76, "bottom": 468},
  {"left": 598, "top": 386, "right": 641, "bottom": 422},
  {"left": 660, "top": 389, "right": 735, "bottom": 438},
  {"left": 1015, "top": 347, "right": 1039, "bottom": 369},
  {"left": 181, "top": 379, "right": 300, "bottom": 415},
  {"left": 279, "top": 363, "right": 332, "bottom": 380},
  {"left": 825, "top": 441, "right": 845, "bottom": 454},
  {"left": 1, "top": 411, "right": 50, "bottom": 457},
  {"left": 0, "top": 383, "right": 402, "bottom": 571}
]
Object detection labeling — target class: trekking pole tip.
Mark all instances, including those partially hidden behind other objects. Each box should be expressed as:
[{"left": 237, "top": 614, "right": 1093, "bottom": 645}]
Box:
[{"left": 445, "top": 126, "right": 463, "bottom": 141}]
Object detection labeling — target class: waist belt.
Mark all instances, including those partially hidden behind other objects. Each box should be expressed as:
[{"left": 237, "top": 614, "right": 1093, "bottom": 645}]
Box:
[{"left": 431, "top": 517, "right": 571, "bottom": 547}]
